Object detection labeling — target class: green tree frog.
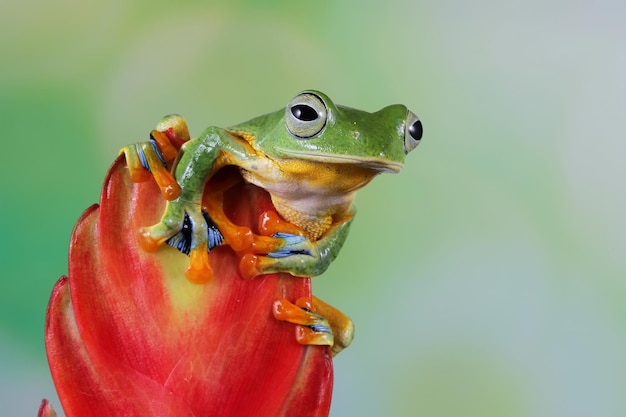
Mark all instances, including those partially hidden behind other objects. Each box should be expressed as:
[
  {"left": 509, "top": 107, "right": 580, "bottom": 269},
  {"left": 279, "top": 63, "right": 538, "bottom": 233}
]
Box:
[{"left": 120, "top": 90, "right": 422, "bottom": 354}]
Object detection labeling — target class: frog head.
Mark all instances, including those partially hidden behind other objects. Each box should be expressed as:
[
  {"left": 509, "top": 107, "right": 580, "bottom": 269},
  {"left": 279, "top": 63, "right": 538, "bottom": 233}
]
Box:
[{"left": 228, "top": 90, "right": 422, "bottom": 173}]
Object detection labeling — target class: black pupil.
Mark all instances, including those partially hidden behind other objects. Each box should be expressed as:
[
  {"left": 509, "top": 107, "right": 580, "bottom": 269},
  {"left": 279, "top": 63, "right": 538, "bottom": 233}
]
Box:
[
  {"left": 409, "top": 120, "right": 423, "bottom": 141},
  {"left": 291, "top": 104, "right": 319, "bottom": 121}
]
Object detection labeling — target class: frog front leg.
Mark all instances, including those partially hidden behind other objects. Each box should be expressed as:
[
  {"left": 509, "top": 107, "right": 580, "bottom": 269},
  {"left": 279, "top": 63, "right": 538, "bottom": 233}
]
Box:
[{"left": 137, "top": 126, "right": 251, "bottom": 282}]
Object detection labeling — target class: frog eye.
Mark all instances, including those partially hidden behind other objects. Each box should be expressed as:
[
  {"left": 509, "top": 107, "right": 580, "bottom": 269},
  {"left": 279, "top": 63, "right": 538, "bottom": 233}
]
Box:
[
  {"left": 404, "top": 111, "right": 422, "bottom": 154},
  {"left": 285, "top": 92, "right": 327, "bottom": 139}
]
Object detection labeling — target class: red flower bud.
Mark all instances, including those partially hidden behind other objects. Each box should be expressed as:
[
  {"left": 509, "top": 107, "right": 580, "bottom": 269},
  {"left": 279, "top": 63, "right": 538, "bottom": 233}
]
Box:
[{"left": 42, "top": 157, "right": 333, "bottom": 417}]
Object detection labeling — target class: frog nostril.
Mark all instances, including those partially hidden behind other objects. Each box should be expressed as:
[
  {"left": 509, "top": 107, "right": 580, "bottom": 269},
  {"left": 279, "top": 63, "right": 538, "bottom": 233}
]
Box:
[{"left": 408, "top": 120, "right": 423, "bottom": 141}]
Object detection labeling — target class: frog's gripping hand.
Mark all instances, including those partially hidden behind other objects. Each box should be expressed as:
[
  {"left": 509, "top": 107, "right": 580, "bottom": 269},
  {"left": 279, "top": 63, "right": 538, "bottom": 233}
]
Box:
[
  {"left": 120, "top": 115, "right": 190, "bottom": 201},
  {"left": 273, "top": 296, "right": 354, "bottom": 357}
]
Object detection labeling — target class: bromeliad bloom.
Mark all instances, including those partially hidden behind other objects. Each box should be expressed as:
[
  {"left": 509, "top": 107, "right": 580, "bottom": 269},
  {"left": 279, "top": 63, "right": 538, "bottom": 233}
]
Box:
[
  {"left": 40, "top": 156, "right": 333, "bottom": 417},
  {"left": 40, "top": 90, "right": 422, "bottom": 416}
]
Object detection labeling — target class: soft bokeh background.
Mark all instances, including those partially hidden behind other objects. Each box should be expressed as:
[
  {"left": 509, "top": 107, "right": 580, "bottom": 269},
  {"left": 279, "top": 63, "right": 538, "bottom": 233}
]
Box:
[{"left": 2, "top": 0, "right": 625, "bottom": 415}]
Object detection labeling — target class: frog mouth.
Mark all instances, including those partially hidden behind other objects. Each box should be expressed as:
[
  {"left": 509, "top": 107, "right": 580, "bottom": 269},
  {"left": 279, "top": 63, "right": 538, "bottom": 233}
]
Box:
[{"left": 278, "top": 149, "right": 403, "bottom": 173}]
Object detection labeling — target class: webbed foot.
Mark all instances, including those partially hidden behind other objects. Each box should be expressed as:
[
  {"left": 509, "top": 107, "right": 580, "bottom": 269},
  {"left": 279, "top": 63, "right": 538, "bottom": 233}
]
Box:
[
  {"left": 138, "top": 202, "right": 220, "bottom": 283},
  {"left": 273, "top": 298, "right": 334, "bottom": 348},
  {"left": 238, "top": 232, "right": 319, "bottom": 279},
  {"left": 120, "top": 114, "right": 190, "bottom": 200},
  {"left": 233, "top": 210, "right": 324, "bottom": 279},
  {"left": 273, "top": 296, "right": 354, "bottom": 357}
]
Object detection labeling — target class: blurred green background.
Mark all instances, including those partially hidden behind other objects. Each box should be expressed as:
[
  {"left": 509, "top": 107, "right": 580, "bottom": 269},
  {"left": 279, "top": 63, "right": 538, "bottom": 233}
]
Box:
[{"left": 2, "top": 0, "right": 625, "bottom": 415}]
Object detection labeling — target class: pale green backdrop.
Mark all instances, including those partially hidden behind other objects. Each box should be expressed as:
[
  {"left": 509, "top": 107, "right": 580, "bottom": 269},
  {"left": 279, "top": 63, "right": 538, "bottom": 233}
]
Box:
[{"left": 2, "top": 0, "right": 625, "bottom": 416}]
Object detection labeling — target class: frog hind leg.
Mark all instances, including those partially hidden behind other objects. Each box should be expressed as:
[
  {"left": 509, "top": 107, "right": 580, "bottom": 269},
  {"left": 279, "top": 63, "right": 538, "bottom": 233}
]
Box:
[{"left": 273, "top": 296, "right": 354, "bottom": 357}]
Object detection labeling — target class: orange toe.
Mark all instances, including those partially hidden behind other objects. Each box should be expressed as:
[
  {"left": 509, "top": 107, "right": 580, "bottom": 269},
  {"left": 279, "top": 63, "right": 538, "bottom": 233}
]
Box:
[
  {"left": 295, "top": 326, "right": 333, "bottom": 346},
  {"left": 185, "top": 245, "right": 213, "bottom": 283},
  {"left": 239, "top": 254, "right": 261, "bottom": 279},
  {"left": 258, "top": 211, "right": 303, "bottom": 236}
]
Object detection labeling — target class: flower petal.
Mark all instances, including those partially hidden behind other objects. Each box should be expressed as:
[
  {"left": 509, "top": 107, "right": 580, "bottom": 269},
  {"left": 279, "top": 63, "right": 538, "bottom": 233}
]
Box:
[{"left": 45, "top": 157, "right": 333, "bottom": 416}]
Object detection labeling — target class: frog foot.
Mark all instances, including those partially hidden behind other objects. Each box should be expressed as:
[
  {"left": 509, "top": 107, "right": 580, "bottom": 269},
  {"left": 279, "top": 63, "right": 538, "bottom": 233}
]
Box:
[
  {"left": 211, "top": 224, "right": 314, "bottom": 279},
  {"left": 272, "top": 297, "right": 334, "bottom": 348},
  {"left": 138, "top": 203, "right": 224, "bottom": 283},
  {"left": 120, "top": 114, "right": 190, "bottom": 201},
  {"left": 238, "top": 232, "right": 316, "bottom": 279},
  {"left": 230, "top": 210, "right": 318, "bottom": 278}
]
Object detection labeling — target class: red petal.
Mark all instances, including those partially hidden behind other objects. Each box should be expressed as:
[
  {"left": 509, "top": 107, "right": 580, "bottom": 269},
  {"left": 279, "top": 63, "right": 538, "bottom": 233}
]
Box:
[
  {"left": 37, "top": 399, "right": 57, "bottom": 417},
  {"left": 45, "top": 157, "right": 333, "bottom": 416}
]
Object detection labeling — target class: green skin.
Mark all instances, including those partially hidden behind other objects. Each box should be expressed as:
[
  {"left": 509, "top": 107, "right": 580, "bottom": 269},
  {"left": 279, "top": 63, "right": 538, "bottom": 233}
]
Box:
[{"left": 144, "top": 90, "right": 422, "bottom": 278}]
